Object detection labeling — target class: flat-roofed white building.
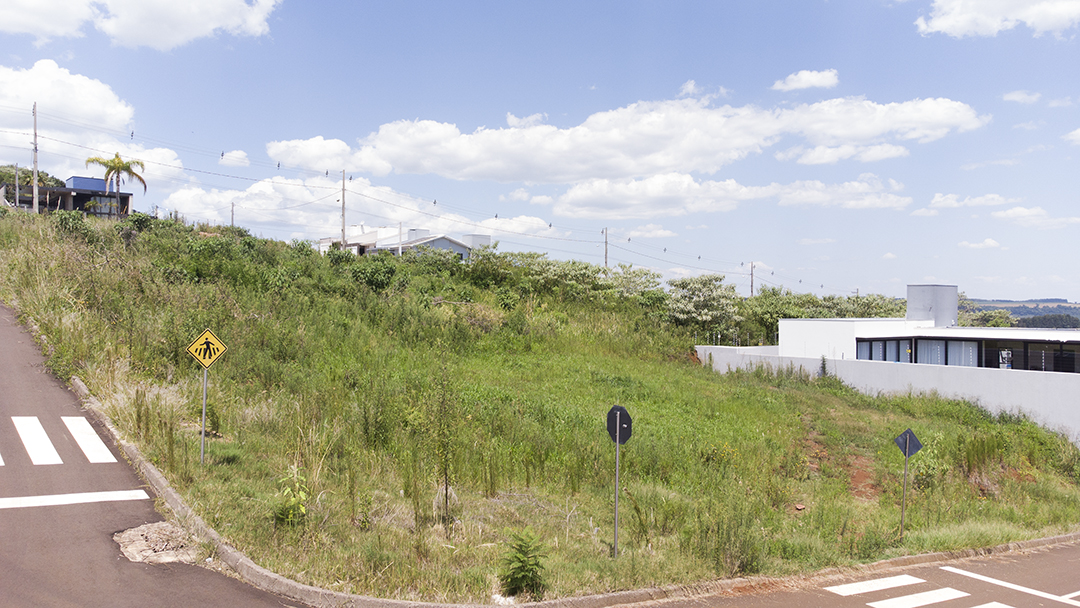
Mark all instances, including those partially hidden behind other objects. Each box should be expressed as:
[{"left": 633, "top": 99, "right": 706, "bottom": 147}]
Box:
[{"left": 698, "top": 285, "right": 1080, "bottom": 440}]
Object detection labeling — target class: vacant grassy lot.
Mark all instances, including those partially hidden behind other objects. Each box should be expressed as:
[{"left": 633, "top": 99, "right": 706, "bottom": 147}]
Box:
[{"left": 1, "top": 210, "right": 1078, "bottom": 602}]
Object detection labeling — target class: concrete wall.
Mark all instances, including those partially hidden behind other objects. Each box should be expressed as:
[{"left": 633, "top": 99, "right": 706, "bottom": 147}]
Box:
[
  {"left": 697, "top": 345, "right": 1080, "bottom": 441},
  {"left": 778, "top": 318, "right": 933, "bottom": 360}
]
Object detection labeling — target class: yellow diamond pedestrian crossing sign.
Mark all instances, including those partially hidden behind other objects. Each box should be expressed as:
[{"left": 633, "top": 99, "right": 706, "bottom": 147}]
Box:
[{"left": 187, "top": 329, "right": 228, "bottom": 369}]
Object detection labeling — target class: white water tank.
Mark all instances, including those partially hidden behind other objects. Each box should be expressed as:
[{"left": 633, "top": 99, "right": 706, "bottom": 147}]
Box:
[{"left": 906, "top": 284, "right": 958, "bottom": 327}]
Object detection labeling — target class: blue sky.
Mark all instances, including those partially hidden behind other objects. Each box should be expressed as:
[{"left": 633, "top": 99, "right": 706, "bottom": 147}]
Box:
[{"left": 2, "top": 1, "right": 1079, "bottom": 301}]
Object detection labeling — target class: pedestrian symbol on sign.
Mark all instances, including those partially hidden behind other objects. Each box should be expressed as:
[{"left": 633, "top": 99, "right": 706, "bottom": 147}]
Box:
[
  {"left": 186, "top": 329, "right": 228, "bottom": 369},
  {"left": 194, "top": 337, "right": 220, "bottom": 361}
]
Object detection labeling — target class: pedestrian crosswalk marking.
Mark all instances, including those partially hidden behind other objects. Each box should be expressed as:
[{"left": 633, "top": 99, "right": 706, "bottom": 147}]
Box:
[
  {"left": 867, "top": 588, "right": 968, "bottom": 608},
  {"left": 12, "top": 416, "right": 63, "bottom": 465},
  {"left": 4, "top": 416, "right": 118, "bottom": 466},
  {"left": 61, "top": 416, "right": 117, "bottom": 463},
  {"left": 827, "top": 575, "right": 926, "bottom": 596},
  {"left": 970, "top": 603, "right": 1016, "bottom": 608},
  {"left": 941, "top": 566, "right": 1080, "bottom": 607},
  {"left": 0, "top": 489, "right": 150, "bottom": 510}
]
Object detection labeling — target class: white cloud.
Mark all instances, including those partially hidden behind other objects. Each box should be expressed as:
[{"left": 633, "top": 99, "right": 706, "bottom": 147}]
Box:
[
  {"left": 161, "top": 175, "right": 560, "bottom": 241},
  {"left": 1003, "top": 90, "right": 1041, "bottom": 104},
  {"left": 960, "top": 159, "right": 1019, "bottom": 170},
  {"left": 911, "top": 208, "right": 939, "bottom": 216},
  {"left": 992, "top": 206, "right": 1080, "bottom": 229},
  {"left": 0, "top": 60, "right": 184, "bottom": 191},
  {"left": 772, "top": 69, "right": 839, "bottom": 91},
  {"left": 1064, "top": 128, "right": 1080, "bottom": 144},
  {"left": 0, "top": 0, "right": 96, "bottom": 42},
  {"left": 929, "top": 193, "right": 1018, "bottom": 208},
  {"left": 780, "top": 143, "right": 910, "bottom": 165},
  {"left": 499, "top": 188, "right": 531, "bottom": 202},
  {"left": 506, "top": 112, "right": 547, "bottom": 128},
  {"left": 959, "top": 238, "right": 1001, "bottom": 249},
  {"left": 883, "top": 252, "right": 897, "bottom": 259},
  {"left": 775, "top": 174, "right": 912, "bottom": 210},
  {"left": 268, "top": 95, "right": 987, "bottom": 183},
  {"left": 678, "top": 79, "right": 702, "bottom": 97},
  {"left": 916, "top": 0, "right": 1080, "bottom": 37},
  {"left": 545, "top": 173, "right": 770, "bottom": 219},
  {"left": 0, "top": 0, "right": 281, "bottom": 50},
  {"left": 540, "top": 172, "right": 910, "bottom": 220},
  {"left": 219, "top": 150, "right": 250, "bottom": 167},
  {"left": 798, "top": 238, "right": 836, "bottom": 245},
  {"left": 1048, "top": 97, "right": 1073, "bottom": 107},
  {"left": 626, "top": 224, "right": 677, "bottom": 239}
]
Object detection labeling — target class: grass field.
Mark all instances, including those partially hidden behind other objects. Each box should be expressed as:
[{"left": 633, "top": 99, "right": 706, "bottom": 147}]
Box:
[{"left": 1, "top": 209, "right": 1078, "bottom": 602}]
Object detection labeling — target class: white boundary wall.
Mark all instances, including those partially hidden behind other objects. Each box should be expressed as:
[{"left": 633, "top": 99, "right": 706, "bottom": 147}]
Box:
[{"left": 696, "top": 345, "right": 1080, "bottom": 441}]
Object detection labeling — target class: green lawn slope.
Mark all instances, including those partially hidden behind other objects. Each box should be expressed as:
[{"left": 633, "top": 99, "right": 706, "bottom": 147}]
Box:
[{"left": 1, "top": 209, "right": 1078, "bottom": 602}]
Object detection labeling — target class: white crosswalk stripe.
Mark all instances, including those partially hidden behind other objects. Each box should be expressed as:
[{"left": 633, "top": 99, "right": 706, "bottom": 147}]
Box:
[
  {"left": 12, "top": 416, "right": 63, "bottom": 465},
  {"left": 0, "top": 489, "right": 149, "bottom": 510},
  {"left": 826, "top": 573, "right": 1015, "bottom": 608},
  {"left": 827, "top": 575, "right": 926, "bottom": 596},
  {"left": 867, "top": 588, "right": 969, "bottom": 608},
  {"left": 61, "top": 416, "right": 117, "bottom": 463},
  {"left": 3, "top": 416, "right": 117, "bottom": 466}
]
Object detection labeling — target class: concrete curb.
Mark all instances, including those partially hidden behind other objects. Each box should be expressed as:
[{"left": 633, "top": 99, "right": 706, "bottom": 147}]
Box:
[{"left": 66, "top": 375, "right": 1080, "bottom": 608}]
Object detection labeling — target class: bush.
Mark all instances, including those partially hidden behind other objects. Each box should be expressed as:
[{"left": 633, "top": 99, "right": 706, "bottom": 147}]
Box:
[
  {"left": 499, "top": 527, "right": 547, "bottom": 598},
  {"left": 352, "top": 253, "right": 398, "bottom": 292},
  {"left": 52, "top": 210, "right": 90, "bottom": 239},
  {"left": 273, "top": 466, "right": 310, "bottom": 527}
]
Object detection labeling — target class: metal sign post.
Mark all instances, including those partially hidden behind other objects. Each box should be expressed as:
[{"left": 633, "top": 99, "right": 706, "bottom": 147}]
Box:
[
  {"left": 606, "top": 405, "right": 632, "bottom": 558},
  {"left": 893, "top": 428, "right": 922, "bottom": 540},
  {"left": 186, "top": 329, "right": 228, "bottom": 464}
]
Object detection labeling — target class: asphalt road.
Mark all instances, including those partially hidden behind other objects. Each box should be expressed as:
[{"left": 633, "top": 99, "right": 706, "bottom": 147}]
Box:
[
  {"left": 0, "top": 304, "right": 302, "bottom": 608},
  {"left": 5, "top": 302, "right": 1078, "bottom": 608},
  {"left": 685, "top": 541, "right": 1080, "bottom": 608}
]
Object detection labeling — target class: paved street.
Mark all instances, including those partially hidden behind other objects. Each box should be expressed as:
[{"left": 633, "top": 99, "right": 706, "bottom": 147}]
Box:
[
  {"left": 0, "top": 304, "right": 300, "bottom": 607},
  {"left": 674, "top": 541, "right": 1080, "bottom": 608}
]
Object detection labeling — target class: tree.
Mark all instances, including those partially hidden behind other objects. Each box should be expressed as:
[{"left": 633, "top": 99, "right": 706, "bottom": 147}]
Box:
[
  {"left": 958, "top": 292, "right": 1014, "bottom": 327},
  {"left": 1, "top": 165, "right": 64, "bottom": 205},
  {"left": 85, "top": 153, "right": 147, "bottom": 215},
  {"left": 666, "top": 274, "right": 741, "bottom": 341}
]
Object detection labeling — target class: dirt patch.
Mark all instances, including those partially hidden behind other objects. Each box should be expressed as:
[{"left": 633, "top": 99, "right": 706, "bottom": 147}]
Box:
[
  {"left": 114, "top": 521, "right": 199, "bottom": 564},
  {"left": 848, "top": 454, "right": 879, "bottom": 501}
]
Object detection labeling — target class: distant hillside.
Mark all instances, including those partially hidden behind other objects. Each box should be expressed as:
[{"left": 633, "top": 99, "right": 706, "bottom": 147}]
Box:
[{"left": 972, "top": 299, "right": 1080, "bottom": 318}]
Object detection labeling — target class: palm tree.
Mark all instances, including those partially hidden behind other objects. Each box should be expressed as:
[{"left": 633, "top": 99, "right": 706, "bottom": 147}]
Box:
[{"left": 85, "top": 153, "right": 147, "bottom": 216}]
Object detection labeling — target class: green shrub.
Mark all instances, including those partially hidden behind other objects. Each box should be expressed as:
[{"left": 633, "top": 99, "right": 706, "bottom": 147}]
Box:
[
  {"left": 52, "top": 210, "right": 89, "bottom": 239},
  {"left": 351, "top": 253, "right": 398, "bottom": 292},
  {"left": 499, "top": 527, "right": 547, "bottom": 598},
  {"left": 273, "top": 466, "right": 310, "bottom": 527}
]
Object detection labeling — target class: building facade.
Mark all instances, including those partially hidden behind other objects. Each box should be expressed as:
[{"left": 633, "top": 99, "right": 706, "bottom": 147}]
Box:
[{"left": 698, "top": 285, "right": 1080, "bottom": 440}]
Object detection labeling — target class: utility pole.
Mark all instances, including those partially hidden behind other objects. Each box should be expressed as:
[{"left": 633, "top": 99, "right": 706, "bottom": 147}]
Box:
[
  {"left": 604, "top": 228, "right": 608, "bottom": 268},
  {"left": 341, "top": 169, "right": 346, "bottom": 251},
  {"left": 13, "top": 164, "right": 18, "bottom": 209},
  {"left": 32, "top": 102, "right": 39, "bottom": 214},
  {"left": 231, "top": 202, "right": 234, "bottom": 226},
  {"left": 750, "top": 262, "right": 755, "bottom": 297},
  {"left": 398, "top": 222, "right": 403, "bottom": 256}
]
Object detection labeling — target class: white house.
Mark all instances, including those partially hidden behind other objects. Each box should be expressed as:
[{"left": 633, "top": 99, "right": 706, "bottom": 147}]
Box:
[
  {"left": 317, "top": 226, "right": 490, "bottom": 260},
  {"left": 697, "top": 285, "right": 1080, "bottom": 440}
]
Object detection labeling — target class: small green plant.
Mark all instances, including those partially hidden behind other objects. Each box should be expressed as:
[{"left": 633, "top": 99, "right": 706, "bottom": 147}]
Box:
[
  {"left": 274, "top": 465, "right": 310, "bottom": 527},
  {"left": 499, "top": 527, "right": 547, "bottom": 599},
  {"left": 52, "top": 210, "right": 89, "bottom": 239}
]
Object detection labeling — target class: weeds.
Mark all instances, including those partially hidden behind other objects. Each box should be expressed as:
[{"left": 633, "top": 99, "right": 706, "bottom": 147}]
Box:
[
  {"left": 0, "top": 212, "right": 1077, "bottom": 602},
  {"left": 274, "top": 465, "right": 310, "bottom": 527},
  {"left": 499, "top": 527, "right": 548, "bottom": 599}
]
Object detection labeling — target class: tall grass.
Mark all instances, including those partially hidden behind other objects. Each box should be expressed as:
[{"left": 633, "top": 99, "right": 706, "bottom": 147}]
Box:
[{"left": 1, "top": 211, "right": 1078, "bottom": 601}]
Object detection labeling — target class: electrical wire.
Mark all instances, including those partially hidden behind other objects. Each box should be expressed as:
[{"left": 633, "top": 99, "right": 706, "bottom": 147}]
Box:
[{"left": 1, "top": 107, "right": 865, "bottom": 296}]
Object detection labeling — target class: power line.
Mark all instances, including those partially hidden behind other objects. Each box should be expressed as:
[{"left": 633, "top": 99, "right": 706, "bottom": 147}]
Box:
[{"left": 5, "top": 109, "right": 863, "bottom": 296}]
